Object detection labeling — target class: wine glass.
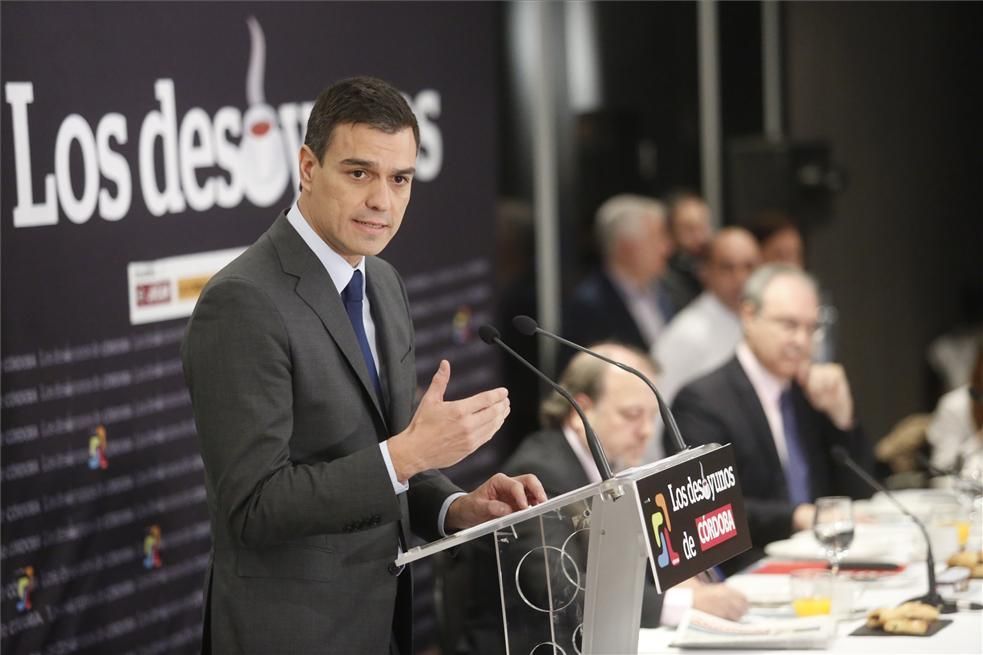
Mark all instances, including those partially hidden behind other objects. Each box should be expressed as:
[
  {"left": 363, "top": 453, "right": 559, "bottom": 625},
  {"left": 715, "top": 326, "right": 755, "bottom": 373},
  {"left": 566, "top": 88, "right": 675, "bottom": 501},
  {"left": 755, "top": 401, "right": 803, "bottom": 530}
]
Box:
[{"left": 813, "top": 496, "right": 854, "bottom": 576}]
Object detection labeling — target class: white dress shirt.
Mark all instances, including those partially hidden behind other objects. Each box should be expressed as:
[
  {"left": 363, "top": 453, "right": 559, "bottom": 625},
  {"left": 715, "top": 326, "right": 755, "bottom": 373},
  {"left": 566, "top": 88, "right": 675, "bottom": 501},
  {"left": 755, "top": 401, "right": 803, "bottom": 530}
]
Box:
[
  {"left": 735, "top": 342, "right": 791, "bottom": 468},
  {"left": 609, "top": 269, "right": 667, "bottom": 348},
  {"left": 927, "top": 386, "right": 983, "bottom": 475},
  {"left": 654, "top": 292, "right": 742, "bottom": 407}
]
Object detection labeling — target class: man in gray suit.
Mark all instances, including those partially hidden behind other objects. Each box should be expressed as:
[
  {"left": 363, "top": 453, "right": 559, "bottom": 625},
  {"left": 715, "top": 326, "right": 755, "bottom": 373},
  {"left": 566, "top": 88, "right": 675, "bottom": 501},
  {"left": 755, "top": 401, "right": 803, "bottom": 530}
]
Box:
[{"left": 182, "top": 77, "right": 545, "bottom": 654}]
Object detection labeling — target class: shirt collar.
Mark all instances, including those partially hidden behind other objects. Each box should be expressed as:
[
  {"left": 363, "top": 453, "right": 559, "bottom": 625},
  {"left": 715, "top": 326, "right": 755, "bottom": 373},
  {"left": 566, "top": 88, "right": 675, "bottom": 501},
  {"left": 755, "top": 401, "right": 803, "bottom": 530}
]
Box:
[
  {"left": 562, "top": 425, "right": 603, "bottom": 484},
  {"left": 703, "top": 291, "right": 736, "bottom": 318},
  {"left": 286, "top": 202, "right": 365, "bottom": 297},
  {"left": 736, "top": 340, "right": 789, "bottom": 405}
]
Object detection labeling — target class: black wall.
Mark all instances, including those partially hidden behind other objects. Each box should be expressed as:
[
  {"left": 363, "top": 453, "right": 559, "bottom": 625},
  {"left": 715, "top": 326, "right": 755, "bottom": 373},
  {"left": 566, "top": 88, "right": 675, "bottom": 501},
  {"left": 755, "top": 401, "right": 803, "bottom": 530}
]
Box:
[{"left": 785, "top": 1, "right": 983, "bottom": 439}]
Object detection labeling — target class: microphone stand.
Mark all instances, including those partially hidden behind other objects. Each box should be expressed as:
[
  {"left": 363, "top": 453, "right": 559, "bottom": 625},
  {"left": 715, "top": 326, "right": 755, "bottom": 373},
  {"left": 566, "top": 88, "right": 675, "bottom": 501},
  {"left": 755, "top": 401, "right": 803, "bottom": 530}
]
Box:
[
  {"left": 511, "top": 315, "right": 688, "bottom": 454},
  {"left": 477, "top": 325, "right": 621, "bottom": 498},
  {"left": 833, "top": 447, "right": 953, "bottom": 612}
]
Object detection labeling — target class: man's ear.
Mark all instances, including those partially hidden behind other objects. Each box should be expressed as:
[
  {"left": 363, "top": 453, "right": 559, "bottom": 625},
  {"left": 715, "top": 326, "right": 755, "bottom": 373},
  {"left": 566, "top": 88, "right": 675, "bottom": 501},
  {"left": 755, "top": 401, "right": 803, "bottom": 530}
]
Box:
[
  {"left": 738, "top": 301, "right": 755, "bottom": 327},
  {"left": 298, "top": 145, "right": 318, "bottom": 193},
  {"left": 573, "top": 393, "right": 594, "bottom": 413}
]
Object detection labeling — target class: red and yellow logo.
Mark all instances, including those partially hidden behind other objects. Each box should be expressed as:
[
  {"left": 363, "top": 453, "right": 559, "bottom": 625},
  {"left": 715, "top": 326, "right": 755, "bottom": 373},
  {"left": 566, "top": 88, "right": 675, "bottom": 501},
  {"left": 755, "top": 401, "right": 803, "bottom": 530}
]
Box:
[{"left": 650, "top": 493, "right": 680, "bottom": 568}]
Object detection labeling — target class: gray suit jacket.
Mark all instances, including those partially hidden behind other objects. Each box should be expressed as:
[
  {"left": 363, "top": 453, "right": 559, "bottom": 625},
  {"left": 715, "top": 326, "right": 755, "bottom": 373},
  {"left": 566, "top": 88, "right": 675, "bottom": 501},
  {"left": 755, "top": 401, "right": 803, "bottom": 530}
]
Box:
[{"left": 182, "top": 212, "right": 461, "bottom": 654}]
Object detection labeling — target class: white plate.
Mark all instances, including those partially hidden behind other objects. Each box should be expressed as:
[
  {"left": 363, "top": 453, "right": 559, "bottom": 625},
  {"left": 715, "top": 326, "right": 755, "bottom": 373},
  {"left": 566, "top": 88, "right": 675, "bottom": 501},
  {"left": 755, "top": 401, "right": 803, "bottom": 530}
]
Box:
[{"left": 763, "top": 532, "right": 893, "bottom": 562}]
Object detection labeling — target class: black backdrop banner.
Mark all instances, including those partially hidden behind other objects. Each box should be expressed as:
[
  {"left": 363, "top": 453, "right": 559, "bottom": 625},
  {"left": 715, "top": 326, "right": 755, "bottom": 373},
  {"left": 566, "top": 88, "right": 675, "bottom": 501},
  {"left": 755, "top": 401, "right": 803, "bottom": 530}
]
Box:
[{"left": 1, "top": 3, "right": 498, "bottom": 653}]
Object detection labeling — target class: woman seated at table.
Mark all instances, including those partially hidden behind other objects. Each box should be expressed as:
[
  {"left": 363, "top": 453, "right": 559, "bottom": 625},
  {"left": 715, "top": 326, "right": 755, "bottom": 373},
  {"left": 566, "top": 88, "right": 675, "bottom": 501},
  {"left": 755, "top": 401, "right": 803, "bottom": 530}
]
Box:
[{"left": 928, "top": 339, "right": 983, "bottom": 478}]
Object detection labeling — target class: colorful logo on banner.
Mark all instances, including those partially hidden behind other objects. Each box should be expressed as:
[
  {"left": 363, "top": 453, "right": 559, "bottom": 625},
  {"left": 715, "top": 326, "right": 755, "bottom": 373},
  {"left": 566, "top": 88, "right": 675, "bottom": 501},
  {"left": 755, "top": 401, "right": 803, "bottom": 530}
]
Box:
[
  {"left": 87, "top": 425, "right": 109, "bottom": 470},
  {"left": 143, "top": 526, "right": 162, "bottom": 570},
  {"left": 451, "top": 305, "right": 473, "bottom": 344},
  {"left": 650, "top": 493, "right": 680, "bottom": 568},
  {"left": 16, "top": 566, "right": 36, "bottom": 613}
]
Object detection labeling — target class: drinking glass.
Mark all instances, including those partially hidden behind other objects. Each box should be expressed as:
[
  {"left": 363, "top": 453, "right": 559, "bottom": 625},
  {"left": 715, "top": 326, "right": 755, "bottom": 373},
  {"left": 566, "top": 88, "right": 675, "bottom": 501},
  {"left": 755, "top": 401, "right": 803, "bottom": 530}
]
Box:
[
  {"left": 790, "top": 570, "right": 833, "bottom": 617},
  {"left": 813, "top": 496, "right": 854, "bottom": 576}
]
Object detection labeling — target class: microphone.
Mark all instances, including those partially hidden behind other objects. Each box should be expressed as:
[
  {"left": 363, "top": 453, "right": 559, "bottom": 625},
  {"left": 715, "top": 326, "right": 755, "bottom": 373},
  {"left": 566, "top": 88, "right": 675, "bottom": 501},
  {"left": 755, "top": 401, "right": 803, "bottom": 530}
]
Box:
[
  {"left": 831, "top": 446, "right": 951, "bottom": 612},
  {"left": 478, "top": 324, "right": 615, "bottom": 483},
  {"left": 512, "top": 315, "right": 687, "bottom": 455}
]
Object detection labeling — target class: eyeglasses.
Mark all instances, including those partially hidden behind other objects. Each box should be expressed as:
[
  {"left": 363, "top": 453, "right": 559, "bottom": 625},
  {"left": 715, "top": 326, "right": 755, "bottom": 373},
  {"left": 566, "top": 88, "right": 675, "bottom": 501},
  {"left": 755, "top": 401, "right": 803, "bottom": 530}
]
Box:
[{"left": 759, "top": 314, "right": 822, "bottom": 338}]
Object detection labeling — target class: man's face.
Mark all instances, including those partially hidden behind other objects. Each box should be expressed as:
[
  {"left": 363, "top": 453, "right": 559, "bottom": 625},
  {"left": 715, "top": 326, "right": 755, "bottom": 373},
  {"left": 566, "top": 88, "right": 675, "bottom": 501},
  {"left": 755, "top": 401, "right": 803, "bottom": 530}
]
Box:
[
  {"left": 672, "top": 199, "right": 712, "bottom": 257},
  {"left": 704, "top": 231, "right": 760, "bottom": 312},
  {"left": 741, "top": 274, "right": 819, "bottom": 381},
  {"left": 761, "top": 227, "right": 804, "bottom": 269},
  {"left": 297, "top": 123, "right": 417, "bottom": 266},
  {"left": 583, "top": 365, "right": 659, "bottom": 471},
  {"left": 619, "top": 214, "right": 672, "bottom": 283}
]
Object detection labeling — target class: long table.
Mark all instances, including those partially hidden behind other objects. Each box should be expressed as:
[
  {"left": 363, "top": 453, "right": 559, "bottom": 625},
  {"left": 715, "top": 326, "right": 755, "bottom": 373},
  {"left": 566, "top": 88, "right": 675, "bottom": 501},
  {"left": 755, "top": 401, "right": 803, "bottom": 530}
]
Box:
[{"left": 639, "top": 572, "right": 981, "bottom": 653}]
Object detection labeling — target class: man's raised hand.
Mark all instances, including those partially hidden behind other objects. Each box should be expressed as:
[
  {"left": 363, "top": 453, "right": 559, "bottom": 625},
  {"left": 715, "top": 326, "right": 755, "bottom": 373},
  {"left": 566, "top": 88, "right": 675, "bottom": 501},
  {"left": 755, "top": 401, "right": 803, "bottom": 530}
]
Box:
[{"left": 389, "top": 360, "right": 510, "bottom": 481}]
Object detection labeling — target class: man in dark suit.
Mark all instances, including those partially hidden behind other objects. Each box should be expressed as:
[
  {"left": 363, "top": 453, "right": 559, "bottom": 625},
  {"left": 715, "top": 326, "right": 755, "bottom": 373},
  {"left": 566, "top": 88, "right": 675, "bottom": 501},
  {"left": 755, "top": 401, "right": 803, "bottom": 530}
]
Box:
[
  {"left": 662, "top": 190, "right": 714, "bottom": 312},
  {"left": 460, "top": 344, "right": 746, "bottom": 654},
  {"left": 182, "top": 77, "right": 545, "bottom": 654},
  {"left": 668, "top": 264, "right": 874, "bottom": 573},
  {"left": 565, "top": 195, "right": 675, "bottom": 356}
]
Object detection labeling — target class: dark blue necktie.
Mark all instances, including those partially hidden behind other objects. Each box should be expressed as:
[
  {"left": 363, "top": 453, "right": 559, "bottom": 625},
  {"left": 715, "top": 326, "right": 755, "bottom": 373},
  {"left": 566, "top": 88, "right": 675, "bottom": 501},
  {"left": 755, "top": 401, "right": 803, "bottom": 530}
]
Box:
[
  {"left": 780, "top": 389, "right": 812, "bottom": 506},
  {"left": 341, "top": 270, "right": 383, "bottom": 402}
]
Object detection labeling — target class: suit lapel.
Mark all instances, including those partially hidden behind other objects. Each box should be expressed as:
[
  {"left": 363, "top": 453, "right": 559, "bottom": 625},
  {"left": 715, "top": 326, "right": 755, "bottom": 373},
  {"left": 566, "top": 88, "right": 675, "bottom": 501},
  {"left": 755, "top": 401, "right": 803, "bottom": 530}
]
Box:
[
  {"left": 366, "top": 257, "right": 413, "bottom": 432},
  {"left": 268, "top": 214, "right": 387, "bottom": 426}
]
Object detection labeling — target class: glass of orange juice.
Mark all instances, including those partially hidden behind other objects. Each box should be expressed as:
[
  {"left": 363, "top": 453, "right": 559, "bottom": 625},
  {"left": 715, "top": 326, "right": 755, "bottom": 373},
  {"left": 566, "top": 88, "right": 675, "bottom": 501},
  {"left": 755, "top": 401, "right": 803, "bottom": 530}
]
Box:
[{"left": 790, "top": 570, "right": 833, "bottom": 617}]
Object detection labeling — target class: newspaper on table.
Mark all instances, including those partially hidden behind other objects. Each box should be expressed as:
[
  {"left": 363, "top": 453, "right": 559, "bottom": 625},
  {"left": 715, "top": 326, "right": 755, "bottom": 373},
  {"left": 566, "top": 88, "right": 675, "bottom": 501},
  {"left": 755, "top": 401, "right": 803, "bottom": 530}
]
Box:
[{"left": 670, "top": 609, "right": 835, "bottom": 650}]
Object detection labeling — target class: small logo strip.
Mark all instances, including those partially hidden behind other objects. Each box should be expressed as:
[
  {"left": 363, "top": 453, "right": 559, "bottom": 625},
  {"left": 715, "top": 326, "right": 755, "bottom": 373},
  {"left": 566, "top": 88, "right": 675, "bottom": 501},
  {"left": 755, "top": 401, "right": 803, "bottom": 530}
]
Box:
[{"left": 695, "top": 503, "right": 737, "bottom": 551}]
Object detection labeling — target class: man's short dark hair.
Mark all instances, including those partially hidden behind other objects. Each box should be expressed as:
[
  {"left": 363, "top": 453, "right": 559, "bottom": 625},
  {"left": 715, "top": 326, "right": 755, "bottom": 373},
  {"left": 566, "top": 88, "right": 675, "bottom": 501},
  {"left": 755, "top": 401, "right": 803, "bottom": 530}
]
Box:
[
  {"left": 745, "top": 209, "right": 799, "bottom": 246},
  {"left": 304, "top": 76, "right": 420, "bottom": 163}
]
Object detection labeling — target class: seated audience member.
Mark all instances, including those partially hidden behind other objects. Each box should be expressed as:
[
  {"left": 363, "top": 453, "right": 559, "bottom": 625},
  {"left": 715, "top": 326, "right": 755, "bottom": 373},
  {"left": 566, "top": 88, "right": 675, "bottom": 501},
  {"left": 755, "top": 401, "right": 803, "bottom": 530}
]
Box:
[
  {"left": 747, "top": 210, "right": 804, "bottom": 268},
  {"left": 654, "top": 228, "right": 761, "bottom": 410},
  {"left": 928, "top": 341, "right": 983, "bottom": 477},
  {"left": 663, "top": 190, "right": 714, "bottom": 311},
  {"left": 461, "top": 344, "right": 747, "bottom": 654},
  {"left": 565, "top": 195, "right": 675, "bottom": 354},
  {"left": 928, "top": 281, "right": 983, "bottom": 391},
  {"left": 668, "top": 264, "right": 874, "bottom": 572}
]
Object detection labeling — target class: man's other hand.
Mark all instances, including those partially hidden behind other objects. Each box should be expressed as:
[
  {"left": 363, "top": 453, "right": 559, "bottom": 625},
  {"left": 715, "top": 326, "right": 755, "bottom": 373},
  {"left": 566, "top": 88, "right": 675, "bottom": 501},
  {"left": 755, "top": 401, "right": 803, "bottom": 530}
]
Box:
[
  {"left": 798, "top": 363, "right": 854, "bottom": 431},
  {"left": 444, "top": 473, "right": 548, "bottom": 532},
  {"left": 692, "top": 583, "right": 749, "bottom": 621}
]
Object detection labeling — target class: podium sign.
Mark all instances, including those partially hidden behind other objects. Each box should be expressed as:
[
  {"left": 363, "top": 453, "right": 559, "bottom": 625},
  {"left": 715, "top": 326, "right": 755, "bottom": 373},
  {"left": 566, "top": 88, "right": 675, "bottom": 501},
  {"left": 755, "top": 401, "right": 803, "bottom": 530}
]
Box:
[{"left": 636, "top": 443, "right": 751, "bottom": 591}]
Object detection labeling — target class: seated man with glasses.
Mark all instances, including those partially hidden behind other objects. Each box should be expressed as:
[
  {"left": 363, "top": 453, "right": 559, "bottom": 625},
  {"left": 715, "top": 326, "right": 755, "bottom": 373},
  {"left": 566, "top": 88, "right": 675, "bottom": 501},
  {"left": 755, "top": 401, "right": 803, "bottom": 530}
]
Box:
[{"left": 666, "top": 264, "right": 874, "bottom": 572}]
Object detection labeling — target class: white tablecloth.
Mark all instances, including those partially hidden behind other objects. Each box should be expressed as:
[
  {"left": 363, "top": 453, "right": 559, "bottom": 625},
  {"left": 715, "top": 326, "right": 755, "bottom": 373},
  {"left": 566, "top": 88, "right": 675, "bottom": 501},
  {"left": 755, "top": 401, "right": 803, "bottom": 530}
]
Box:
[{"left": 640, "top": 564, "right": 983, "bottom": 654}]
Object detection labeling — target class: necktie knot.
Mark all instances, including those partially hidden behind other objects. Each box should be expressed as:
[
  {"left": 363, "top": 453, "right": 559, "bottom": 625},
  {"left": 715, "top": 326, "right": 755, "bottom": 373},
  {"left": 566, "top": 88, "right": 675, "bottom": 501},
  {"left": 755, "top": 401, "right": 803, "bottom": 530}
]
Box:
[{"left": 343, "top": 269, "right": 364, "bottom": 305}]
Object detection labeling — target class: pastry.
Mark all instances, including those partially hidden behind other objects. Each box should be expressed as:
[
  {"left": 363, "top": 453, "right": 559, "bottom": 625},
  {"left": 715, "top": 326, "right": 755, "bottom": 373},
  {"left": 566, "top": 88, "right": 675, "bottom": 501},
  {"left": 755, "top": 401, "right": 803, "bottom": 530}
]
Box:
[
  {"left": 895, "top": 601, "right": 940, "bottom": 621},
  {"left": 865, "top": 601, "right": 939, "bottom": 634},
  {"left": 948, "top": 551, "right": 979, "bottom": 568},
  {"left": 883, "top": 618, "right": 930, "bottom": 635}
]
